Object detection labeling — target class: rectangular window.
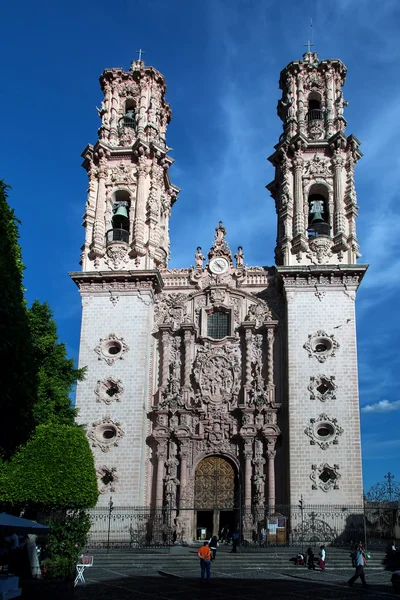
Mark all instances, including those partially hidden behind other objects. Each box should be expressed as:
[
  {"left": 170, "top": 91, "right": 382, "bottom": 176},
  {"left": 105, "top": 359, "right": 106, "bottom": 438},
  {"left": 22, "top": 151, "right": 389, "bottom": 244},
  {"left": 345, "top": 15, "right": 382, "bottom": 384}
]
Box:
[{"left": 207, "top": 310, "right": 230, "bottom": 339}]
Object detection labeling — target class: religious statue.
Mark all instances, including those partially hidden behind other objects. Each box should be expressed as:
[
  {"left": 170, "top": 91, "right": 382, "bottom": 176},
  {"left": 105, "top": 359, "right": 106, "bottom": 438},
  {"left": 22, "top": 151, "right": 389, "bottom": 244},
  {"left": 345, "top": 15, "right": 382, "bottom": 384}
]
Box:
[
  {"left": 335, "top": 90, "right": 348, "bottom": 117},
  {"left": 235, "top": 246, "right": 245, "bottom": 268},
  {"left": 195, "top": 247, "right": 205, "bottom": 269}
]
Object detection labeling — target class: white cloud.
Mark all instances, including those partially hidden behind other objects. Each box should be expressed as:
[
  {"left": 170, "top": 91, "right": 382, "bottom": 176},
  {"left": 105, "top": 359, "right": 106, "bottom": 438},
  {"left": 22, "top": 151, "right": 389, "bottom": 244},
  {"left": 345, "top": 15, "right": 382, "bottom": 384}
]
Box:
[{"left": 361, "top": 399, "right": 400, "bottom": 413}]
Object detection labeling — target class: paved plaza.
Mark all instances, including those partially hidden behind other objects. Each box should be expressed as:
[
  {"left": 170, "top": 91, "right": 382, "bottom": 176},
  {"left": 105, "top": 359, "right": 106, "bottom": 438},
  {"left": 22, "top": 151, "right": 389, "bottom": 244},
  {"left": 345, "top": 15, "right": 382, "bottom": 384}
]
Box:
[{"left": 71, "top": 547, "right": 398, "bottom": 600}]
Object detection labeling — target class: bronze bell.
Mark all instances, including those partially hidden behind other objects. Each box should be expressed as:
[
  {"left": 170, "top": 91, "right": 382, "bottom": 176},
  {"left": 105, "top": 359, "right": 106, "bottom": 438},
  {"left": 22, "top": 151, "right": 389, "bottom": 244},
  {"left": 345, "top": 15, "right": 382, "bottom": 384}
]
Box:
[{"left": 112, "top": 204, "right": 129, "bottom": 228}]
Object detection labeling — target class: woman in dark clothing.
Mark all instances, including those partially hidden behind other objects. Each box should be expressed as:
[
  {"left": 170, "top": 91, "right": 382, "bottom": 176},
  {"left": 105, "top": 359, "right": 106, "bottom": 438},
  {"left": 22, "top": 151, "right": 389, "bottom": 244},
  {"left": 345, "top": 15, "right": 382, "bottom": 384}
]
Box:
[
  {"left": 306, "top": 547, "right": 315, "bottom": 570},
  {"left": 208, "top": 535, "right": 219, "bottom": 560}
]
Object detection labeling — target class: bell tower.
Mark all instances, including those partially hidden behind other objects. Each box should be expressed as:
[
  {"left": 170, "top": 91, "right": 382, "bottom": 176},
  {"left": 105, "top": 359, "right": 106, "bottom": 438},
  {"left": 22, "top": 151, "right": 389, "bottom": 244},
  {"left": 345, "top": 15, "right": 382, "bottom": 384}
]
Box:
[
  {"left": 269, "top": 51, "right": 368, "bottom": 507},
  {"left": 268, "top": 50, "right": 361, "bottom": 266},
  {"left": 80, "top": 56, "right": 179, "bottom": 272},
  {"left": 70, "top": 57, "right": 179, "bottom": 506}
]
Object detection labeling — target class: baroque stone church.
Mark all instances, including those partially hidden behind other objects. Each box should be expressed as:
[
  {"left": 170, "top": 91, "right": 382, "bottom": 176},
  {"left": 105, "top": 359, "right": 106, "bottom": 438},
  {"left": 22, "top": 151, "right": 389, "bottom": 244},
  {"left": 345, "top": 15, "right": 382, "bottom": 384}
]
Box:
[{"left": 71, "top": 50, "right": 367, "bottom": 543}]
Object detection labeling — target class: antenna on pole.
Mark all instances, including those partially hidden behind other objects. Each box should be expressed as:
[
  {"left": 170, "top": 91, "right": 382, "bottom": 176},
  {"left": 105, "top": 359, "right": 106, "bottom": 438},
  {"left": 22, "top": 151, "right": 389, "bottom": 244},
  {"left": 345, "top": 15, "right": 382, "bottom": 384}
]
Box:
[{"left": 303, "top": 18, "right": 315, "bottom": 54}]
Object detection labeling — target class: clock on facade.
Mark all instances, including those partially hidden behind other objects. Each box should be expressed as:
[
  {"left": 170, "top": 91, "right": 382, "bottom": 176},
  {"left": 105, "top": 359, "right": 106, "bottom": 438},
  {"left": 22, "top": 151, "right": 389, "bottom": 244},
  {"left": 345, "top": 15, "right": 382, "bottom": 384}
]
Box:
[{"left": 209, "top": 257, "right": 229, "bottom": 274}]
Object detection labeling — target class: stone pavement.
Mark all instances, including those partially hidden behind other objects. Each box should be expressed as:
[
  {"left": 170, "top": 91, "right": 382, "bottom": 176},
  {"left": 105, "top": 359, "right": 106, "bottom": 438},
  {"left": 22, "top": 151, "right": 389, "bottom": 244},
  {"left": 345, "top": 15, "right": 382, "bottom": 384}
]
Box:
[{"left": 71, "top": 546, "right": 397, "bottom": 599}]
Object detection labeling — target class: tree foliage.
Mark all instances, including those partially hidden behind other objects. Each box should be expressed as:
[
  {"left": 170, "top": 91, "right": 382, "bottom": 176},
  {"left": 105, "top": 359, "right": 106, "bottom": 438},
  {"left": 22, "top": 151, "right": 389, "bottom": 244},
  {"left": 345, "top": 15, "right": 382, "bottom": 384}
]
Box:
[
  {"left": 27, "top": 300, "right": 85, "bottom": 426},
  {"left": 0, "top": 424, "right": 98, "bottom": 509},
  {"left": 0, "top": 180, "right": 36, "bottom": 458}
]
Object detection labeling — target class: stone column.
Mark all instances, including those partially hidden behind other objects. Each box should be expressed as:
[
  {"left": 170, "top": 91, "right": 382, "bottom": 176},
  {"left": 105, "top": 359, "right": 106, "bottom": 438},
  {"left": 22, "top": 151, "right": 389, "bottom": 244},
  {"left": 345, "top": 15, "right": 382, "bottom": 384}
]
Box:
[
  {"left": 293, "top": 153, "right": 304, "bottom": 237},
  {"left": 243, "top": 440, "right": 253, "bottom": 509},
  {"left": 92, "top": 152, "right": 107, "bottom": 257},
  {"left": 242, "top": 325, "right": 253, "bottom": 404},
  {"left": 155, "top": 439, "right": 168, "bottom": 507},
  {"left": 333, "top": 150, "right": 346, "bottom": 236},
  {"left": 266, "top": 438, "right": 277, "bottom": 513},
  {"left": 181, "top": 325, "right": 195, "bottom": 390},
  {"left": 159, "top": 326, "right": 172, "bottom": 393},
  {"left": 266, "top": 327, "right": 275, "bottom": 405},
  {"left": 178, "top": 439, "right": 190, "bottom": 508},
  {"left": 132, "top": 151, "right": 149, "bottom": 256}
]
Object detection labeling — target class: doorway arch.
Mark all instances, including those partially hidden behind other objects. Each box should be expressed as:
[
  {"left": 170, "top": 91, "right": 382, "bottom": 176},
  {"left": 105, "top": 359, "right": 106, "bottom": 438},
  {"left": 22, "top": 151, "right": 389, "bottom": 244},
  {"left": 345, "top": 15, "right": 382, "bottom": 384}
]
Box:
[{"left": 194, "top": 455, "right": 238, "bottom": 539}]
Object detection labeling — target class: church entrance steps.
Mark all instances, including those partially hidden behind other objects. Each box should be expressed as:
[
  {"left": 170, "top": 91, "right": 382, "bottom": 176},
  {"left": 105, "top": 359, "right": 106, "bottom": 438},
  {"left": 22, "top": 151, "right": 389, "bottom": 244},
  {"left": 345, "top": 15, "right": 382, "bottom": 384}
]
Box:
[{"left": 89, "top": 547, "right": 387, "bottom": 572}]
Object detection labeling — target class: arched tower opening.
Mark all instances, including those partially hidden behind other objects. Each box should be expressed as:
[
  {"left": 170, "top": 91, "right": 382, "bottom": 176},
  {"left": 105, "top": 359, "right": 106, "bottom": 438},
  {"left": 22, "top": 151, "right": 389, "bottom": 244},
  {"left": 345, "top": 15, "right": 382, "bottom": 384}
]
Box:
[
  {"left": 106, "top": 189, "right": 131, "bottom": 245},
  {"left": 307, "top": 183, "right": 330, "bottom": 238},
  {"left": 307, "top": 92, "right": 323, "bottom": 122}
]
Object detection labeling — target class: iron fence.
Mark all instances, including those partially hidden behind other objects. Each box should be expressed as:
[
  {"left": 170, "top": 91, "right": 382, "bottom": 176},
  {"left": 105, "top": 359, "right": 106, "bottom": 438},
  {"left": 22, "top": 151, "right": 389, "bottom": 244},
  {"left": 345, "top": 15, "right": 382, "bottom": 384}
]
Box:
[{"left": 87, "top": 502, "right": 399, "bottom": 551}]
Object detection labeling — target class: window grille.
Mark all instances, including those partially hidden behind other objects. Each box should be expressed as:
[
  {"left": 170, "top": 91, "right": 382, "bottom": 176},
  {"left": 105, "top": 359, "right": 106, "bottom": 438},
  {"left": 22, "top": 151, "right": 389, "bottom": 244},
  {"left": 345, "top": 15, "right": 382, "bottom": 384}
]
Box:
[{"left": 207, "top": 310, "right": 230, "bottom": 339}]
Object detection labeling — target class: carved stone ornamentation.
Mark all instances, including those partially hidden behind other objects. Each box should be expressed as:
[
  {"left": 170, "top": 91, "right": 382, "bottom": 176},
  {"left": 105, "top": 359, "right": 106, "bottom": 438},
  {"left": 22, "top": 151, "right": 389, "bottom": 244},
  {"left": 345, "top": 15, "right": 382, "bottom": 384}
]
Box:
[
  {"left": 307, "top": 237, "right": 333, "bottom": 264},
  {"left": 94, "top": 333, "right": 129, "bottom": 365},
  {"left": 310, "top": 463, "right": 341, "bottom": 492},
  {"left": 89, "top": 416, "right": 125, "bottom": 452},
  {"left": 104, "top": 244, "right": 130, "bottom": 270},
  {"left": 96, "top": 465, "right": 119, "bottom": 493},
  {"left": 108, "top": 161, "right": 136, "bottom": 185},
  {"left": 308, "top": 375, "right": 337, "bottom": 402},
  {"left": 245, "top": 302, "right": 272, "bottom": 327},
  {"left": 303, "top": 331, "right": 339, "bottom": 363},
  {"left": 94, "top": 377, "right": 124, "bottom": 405},
  {"left": 304, "top": 413, "right": 344, "bottom": 450},
  {"left": 305, "top": 154, "right": 332, "bottom": 179},
  {"left": 154, "top": 293, "right": 190, "bottom": 331},
  {"left": 193, "top": 343, "right": 241, "bottom": 404},
  {"left": 210, "top": 288, "right": 225, "bottom": 304}
]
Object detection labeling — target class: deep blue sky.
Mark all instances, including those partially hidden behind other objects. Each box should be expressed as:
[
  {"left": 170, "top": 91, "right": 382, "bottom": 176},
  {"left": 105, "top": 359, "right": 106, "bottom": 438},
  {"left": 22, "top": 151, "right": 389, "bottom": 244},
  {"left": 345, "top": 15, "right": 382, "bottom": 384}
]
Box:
[{"left": 2, "top": 0, "right": 399, "bottom": 492}]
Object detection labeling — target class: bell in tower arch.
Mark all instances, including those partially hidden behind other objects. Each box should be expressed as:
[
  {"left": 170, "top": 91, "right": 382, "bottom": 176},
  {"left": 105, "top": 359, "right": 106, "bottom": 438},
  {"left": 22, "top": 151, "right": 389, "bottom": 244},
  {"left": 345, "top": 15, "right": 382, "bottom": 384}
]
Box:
[{"left": 307, "top": 193, "right": 330, "bottom": 238}]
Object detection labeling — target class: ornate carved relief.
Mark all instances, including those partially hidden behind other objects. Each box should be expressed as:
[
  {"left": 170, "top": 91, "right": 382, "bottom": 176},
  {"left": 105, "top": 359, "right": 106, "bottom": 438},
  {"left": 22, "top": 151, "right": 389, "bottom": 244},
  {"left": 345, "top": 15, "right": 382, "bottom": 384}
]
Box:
[
  {"left": 308, "top": 375, "right": 337, "bottom": 402},
  {"left": 304, "top": 413, "right": 343, "bottom": 450},
  {"left": 104, "top": 245, "right": 130, "bottom": 270},
  {"left": 89, "top": 416, "right": 125, "bottom": 452},
  {"left": 154, "top": 293, "right": 190, "bottom": 331},
  {"left": 96, "top": 465, "right": 119, "bottom": 494},
  {"left": 193, "top": 343, "right": 241, "bottom": 404},
  {"left": 94, "top": 377, "right": 124, "bottom": 405},
  {"left": 94, "top": 334, "right": 129, "bottom": 365},
  {"left": 307, "top": 237, "right": 333, "bottom": 264},
  {"left": 304, "top": 154, "right": 332, "bottom": 179},
  {"left": 245, "top": 302, "right": 273, "bottom": 327},
  {"left": 310, "top": 463, "right": 341, "bottom": 492},
  {"left": 303, "top": 331, "right": 339, "bottom": 363}
]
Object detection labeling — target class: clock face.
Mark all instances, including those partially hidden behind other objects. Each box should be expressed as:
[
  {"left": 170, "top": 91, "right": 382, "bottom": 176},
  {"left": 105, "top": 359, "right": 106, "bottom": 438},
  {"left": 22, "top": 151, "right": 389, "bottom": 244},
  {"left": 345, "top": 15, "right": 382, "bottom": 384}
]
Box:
[{"left": 209, "top": 257, "right": 229, "bottom": 274}]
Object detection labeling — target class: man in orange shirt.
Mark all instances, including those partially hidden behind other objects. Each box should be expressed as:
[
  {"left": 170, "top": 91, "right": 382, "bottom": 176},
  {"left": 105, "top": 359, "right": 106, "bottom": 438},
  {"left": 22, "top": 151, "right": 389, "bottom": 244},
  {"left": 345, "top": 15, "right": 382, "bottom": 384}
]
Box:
[{"left": 197, "top": 541, "right": 212, "bottom": 581}]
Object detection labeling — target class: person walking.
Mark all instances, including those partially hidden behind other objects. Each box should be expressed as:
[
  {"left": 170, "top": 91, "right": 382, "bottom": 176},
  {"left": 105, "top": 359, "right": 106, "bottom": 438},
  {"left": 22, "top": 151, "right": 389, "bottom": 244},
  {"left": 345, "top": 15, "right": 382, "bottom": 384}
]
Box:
[
  {"left": 198, "top": 541, "right": 212, "bottom": 582},
  {"left": 348, "top": 543, "right": 368, "bottom": 588},
  {"left": 208, "top": 535, "right": 219, "bottom": 560},
  {"left": 319, "top": 544, "right": 326, "bottom": 571},
  {"left": 231, "top": 528, "right": 240, "bottom": 553}
]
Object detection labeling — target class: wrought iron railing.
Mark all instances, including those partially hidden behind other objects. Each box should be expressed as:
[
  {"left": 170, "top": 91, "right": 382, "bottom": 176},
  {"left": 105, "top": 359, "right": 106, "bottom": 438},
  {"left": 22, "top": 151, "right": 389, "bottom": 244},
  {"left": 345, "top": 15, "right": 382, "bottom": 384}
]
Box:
[
  {"left": 106, "top": 229, "right": 129, "bottom": 245},
  {"left": 86, "top": 503, "right": 399, "bottom": 551},
  {"left": 307, "top": 109, "right": 324, "bottom": 121}
]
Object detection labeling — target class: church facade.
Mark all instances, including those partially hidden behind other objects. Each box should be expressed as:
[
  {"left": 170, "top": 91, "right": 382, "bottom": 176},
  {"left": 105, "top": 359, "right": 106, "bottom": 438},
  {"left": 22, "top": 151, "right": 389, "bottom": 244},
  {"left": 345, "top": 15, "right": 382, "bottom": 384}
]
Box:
[{"left": 71, "top": 51, "right": 367, "bottom": 543}]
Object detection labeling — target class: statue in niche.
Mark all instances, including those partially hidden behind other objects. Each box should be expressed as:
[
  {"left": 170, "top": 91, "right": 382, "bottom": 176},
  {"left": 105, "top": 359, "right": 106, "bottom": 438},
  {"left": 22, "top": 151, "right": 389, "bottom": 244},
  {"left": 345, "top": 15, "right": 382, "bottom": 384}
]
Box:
[{"left": 254, "top": 473, "right": 265, "bottom": 499}]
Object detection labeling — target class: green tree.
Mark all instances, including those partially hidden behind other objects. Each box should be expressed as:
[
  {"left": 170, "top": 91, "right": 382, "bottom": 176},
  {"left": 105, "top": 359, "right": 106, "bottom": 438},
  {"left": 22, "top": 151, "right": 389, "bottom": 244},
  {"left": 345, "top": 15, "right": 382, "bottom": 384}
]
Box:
[
  {"left": 0, "top": 181, "right": 36, "bottom": 458},
  {"left": 0, "top": 424, "right": 98, "bottom": 509},
  {"left": 27, "top": 300, "right": 85, "bottom": 426}
]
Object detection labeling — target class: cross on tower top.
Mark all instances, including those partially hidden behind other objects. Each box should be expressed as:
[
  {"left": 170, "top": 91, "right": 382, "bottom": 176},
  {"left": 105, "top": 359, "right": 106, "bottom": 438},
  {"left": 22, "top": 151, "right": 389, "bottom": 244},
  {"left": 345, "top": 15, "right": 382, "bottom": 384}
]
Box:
[
  {"left": 304, "top": 40, "right": 314, "bottom": 53},
  {"left": 136, "top": 49, "right": 145, "bottom": 61}
]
